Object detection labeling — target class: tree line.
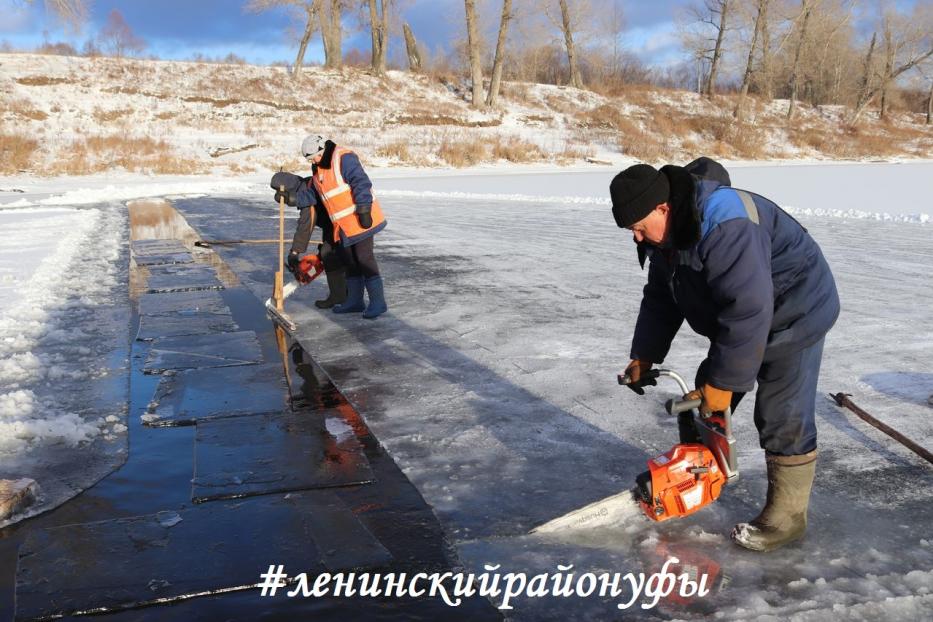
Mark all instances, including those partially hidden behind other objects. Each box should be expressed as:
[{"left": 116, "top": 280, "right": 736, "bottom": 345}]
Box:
[{"left": 28, "top": 0, "right": 933, "bottom": 124}]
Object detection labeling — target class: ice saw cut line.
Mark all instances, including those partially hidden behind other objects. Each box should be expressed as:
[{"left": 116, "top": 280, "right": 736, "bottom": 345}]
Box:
[{"left": 532, "top": 369, "right": 738, "bottom": 534}]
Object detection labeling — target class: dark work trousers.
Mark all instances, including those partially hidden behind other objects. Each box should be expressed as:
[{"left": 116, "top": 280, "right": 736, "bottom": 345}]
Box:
[
  {"left": 696, "top": 337, "right": 825, "bottom": 457},
  {"left": 318, "top": 239, "right": 343, "bottom": 272},
  {"left": 337, "top": 236, "right": 380, "bottom": 279}
]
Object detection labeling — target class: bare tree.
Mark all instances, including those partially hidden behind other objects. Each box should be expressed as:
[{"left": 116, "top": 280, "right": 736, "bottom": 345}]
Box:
[
  {"left": 486, "top": 0, "right": 513, "bottom": 107},
  {"left": 98, "top": 9, "right": 145, "bottom": 57},
  {"left": 605, "top": 0, "right": 625, "bottom": 82},
  {"left": 319, "top": 0, "right": 344, "bottom": 69},
  {"left": 734, "top": 0, "right": 770, "bottom": 119},
  {"left": 927, "top": 78, "right": 932, "bottom": 124},
  {"left": 556, "top": 0, "right": 584, "bottom": 89},
  {"left": 464, "top": 0, "right": 484, "bottom": 107},
  {"left": 23, "top": 0, "right": 86, "bottom": 27},
  {"left": 402, "top": 22, "right": 422, "bottom": 71},
  {"left": 850, "top": 5, "right": 933, "bottom": 124},
  {"left": 800, "top": 0, "right": 855, "bottom": 107},
  {"left": 786, "top": 0, "right": 813, "bottom": 118},
  {"left": 246, "top": 0, "right": 320, "bottom": 77},
  {"left": 685, "top": 0, "right": 732, "bottom": 97},
  {"left": 758, "top": 0, "right": 773, "bottom": 100},
  {"left": 367, "top": 0, "right": 390, "bottom": 75}
]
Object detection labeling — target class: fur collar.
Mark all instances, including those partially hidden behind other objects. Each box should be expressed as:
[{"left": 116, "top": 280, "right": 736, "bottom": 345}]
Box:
[
  {"left": 315, "top": 140, "right": 338, "bottom": 170},
  {"left": 660, "top": 164, "right": 701, "bottom": 251}
]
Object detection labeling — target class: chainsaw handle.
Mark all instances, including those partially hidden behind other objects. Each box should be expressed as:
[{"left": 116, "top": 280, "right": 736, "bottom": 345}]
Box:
[{"left": 665, "top": 397, "right": 702, "bottom": 415}]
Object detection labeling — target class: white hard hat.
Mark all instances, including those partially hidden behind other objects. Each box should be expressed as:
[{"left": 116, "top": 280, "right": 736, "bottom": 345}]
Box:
[{"left": 301, "top": 135, "right": 326, "bottom": 158}]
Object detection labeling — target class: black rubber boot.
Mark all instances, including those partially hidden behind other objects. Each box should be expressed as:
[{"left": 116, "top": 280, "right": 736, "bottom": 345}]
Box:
[
  {"left": 731, "top": 450, "right": 817, "bottom": 552},
  {"left": 315, "top": 268, "right": 347, "bottom": 309}
]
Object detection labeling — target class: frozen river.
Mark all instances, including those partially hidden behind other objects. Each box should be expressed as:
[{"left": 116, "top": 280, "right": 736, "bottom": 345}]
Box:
[
  {"left": 1, "top": 160, "right": 931, "bottom": 619},
  {"left": 176, "top": 160, "right": 933, "bottom": 619}
]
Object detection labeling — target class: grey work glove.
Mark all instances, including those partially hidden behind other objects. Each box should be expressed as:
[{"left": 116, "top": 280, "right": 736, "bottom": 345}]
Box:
[
  {"left": 270, "top": 172, "right": 303, "bottom": 193},
  {"left": 274, "top": 189, "right": 297, "bottom": 207}
]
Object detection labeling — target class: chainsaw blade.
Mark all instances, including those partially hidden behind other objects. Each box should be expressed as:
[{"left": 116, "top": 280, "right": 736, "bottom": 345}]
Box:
[{"left": 530, "top": 487, "right": 647, "bottom": 534}]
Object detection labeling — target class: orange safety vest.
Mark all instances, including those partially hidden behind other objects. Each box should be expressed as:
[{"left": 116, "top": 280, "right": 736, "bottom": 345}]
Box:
[{"left": 311, "top": 146, "right": 385, "bottom": 245}]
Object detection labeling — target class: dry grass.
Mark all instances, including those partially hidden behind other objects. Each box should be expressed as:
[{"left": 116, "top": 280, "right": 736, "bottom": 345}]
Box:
[
  {"left": 92, "top": 107, "right": 133, "bottom": 123},
  {"left": 376, "top": 140, "right": 413, "bottom": 162},
  {"left": 15, "top": 76, "right": 72, "bottom": 86},
  {"left": 438, "top": 137, "right": 487, "bottom": 167},
  {"left": 265, "top": 157, "right": 305, "bottom": 173},
  {"left": 0, "top": 132, "right": 39, "bottom": 173},
  {"left": 226, "top": 162, "right": 256, "bottom": 174},
  {"left": 621, "top": 84, "right": 675, "bottom": 109},
  {"left": 4, "top": 98, "right": 48, "bottom": 121},
  {"left": 499, "top": 81, "right": 535, "bottom": 105},
  {"left": 391, "top": 113, "right": 501, "bottom": 128},
  {"left": 679, "top": 114, "right": 767, "bottom": 160},
  {"left": 49, "top": 134, "right": 206, "bottom": 175},
  {"left": 544, "top": 93, "right": 580, "bottom": 116},
  {"left": 491, "top": 136, "right": 545, "bottom": 163},
  {"left": 519, "top": 114, "right": 553, "bottom": 125},
  {"left": 618, "top": 129, "right": 668, "bottom": 163},
  {"left": 575, "top": 104, "right": 633, "bottom": 131},
  {"left": 785, "top": 123, "right": 923, "bottom": 159},
  {"left": 645, "top": 107, "right": 679, "bottom": 137},
  {"left": 553, "top": 144, "right": 594, "bottom": 164}
]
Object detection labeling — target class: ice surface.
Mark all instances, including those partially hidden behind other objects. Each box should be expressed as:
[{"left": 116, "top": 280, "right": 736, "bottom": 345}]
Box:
[
  {"left": 172, "top": 163, "right": 932, "bottom": 619},
  {"left": 374, "top": 161, "right": 933, "bottom": 223},
  {"left": 131, "top": 239, "right": 189, "bottom": 256},
  {"left": 137, "top": 290, "right": 228, "bottom": 316},
  {"left": 135, "top": 278, "right": 237, "bottom": 342},
  {"left": 130, "top": 239, "right": 192, "bottom": 266},
  {"left": 14, "top": 492, "right": 390, "bottom": 619},
  {"left": 0, "top": 203, "right": 129, "bottom": 527},
  {"left": 192, "top": 409, "right": 374, "bottom": 502},
  {"left": 2, "top": 161, "right": 929, "bottom": 615},
  {"left": 136, "top": 312, "right": 239, "bottom": 341},
  {"left": 145, "top": 363, "right": 290, "bottom": 425},
  {"left": 297, "top": 489, "right": 392, "bottom": 572},
  {"left": 143, "top": 331, "right": 262, "bottom": 374},
  {"left": 143, "top": 264, "right": 223, "bottom": 293}
]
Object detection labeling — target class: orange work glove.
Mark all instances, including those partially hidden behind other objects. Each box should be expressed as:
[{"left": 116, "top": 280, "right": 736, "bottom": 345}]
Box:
[
  {"left": 620, "top": 360, "right": 655, "bottom": 395},
  {"left": 684, "top": 383, "right": 733, "bottom": 416}
]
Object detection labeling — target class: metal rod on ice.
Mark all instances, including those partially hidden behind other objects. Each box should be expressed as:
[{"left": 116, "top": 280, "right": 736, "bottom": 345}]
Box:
[{"left": 830, "top": 392, "right": 933, "bottom": 465}]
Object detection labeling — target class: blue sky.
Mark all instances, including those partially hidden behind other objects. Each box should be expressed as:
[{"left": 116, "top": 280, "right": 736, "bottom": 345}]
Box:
[
  {"left": 0, "top": 0, "right": 688, "bottom": 67},
  {"left": 0, "top": 0, "right": 920, "bottom": 70}
]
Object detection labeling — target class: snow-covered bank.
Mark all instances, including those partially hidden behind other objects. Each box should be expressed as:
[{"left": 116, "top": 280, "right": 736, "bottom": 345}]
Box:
[
  {"left": 0, "top": 203, "right": 130, "bottom": 526},
  {"left": 3, "top": 53, "right": 931, "bottom": 177}
]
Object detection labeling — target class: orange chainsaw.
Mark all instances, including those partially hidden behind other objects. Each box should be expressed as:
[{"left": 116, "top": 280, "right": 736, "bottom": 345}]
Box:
[
  {"left": 631, "top": 369, "right": 738, "bottom": 521},
  {"left": 293, "top": 253, "right": 324, "bottom": 284},
  {"left": 264, "top": 253, "right": 325, "bottom": 333},
  {"left": 531, "top": 369, "right": 738, "bottom": 533}
]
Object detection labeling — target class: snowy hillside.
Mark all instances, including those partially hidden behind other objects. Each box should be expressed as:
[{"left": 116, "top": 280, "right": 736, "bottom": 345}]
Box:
[{"left": 1, "top": 52, "right": 931, "bottom": 177}]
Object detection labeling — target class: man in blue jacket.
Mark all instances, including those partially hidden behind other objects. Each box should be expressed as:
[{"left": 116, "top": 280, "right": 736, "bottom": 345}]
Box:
[{"left": 611, "top": 159, "right": 839, "bottom": 552}]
